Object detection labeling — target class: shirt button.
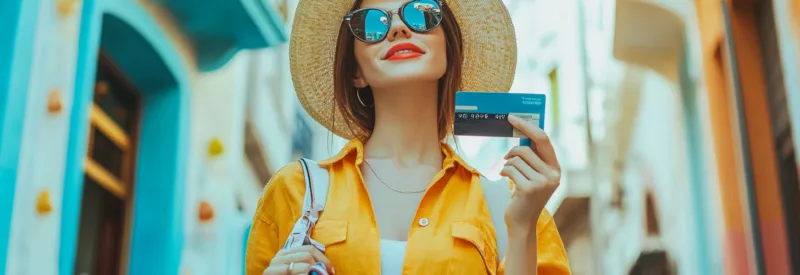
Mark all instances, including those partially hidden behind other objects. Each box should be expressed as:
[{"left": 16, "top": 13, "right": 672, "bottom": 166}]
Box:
[{"left": 418, "top": 218, "right": 429, "bottom": 227}]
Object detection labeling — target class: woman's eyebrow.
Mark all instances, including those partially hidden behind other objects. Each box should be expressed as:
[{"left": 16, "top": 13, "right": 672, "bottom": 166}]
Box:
[{"left": 361, "top": 1, "right": 404, "bottom": 11}]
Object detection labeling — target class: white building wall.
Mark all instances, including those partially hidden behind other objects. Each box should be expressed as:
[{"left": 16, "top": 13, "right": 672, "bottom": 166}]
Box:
[
  {"left": 588, "top": 1, "right": 722, "bottom": 274},
  {"left": 179, "top": 35, "right": 349, "bottom": 275},
  {"left": 180, "top": 52, "right": 255, "bottom": 275},
  {"left": 591, "top": 67, "right": 700, "bottom": 275}
]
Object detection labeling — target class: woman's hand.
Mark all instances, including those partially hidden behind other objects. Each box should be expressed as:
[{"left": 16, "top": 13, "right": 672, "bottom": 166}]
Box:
[
  {"left": 501, "top": 115, "right": 561, "bottom": 233},
  {"left": 263, "top": 245, "right": 334, "bottom": 275}
]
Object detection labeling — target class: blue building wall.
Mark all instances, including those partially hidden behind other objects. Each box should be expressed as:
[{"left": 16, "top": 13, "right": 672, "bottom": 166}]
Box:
[
  {"left": 62, "top": 1, "right": 192, "bottom": 274},
  {"left": 0, "top": 0, "right": 40, "bottom": 271},
  {"left": 0, "top": 0, "right": 285, "bottom": 273},
  {"left": 680, "top": 44, "right": 721, "bottom": 275}
]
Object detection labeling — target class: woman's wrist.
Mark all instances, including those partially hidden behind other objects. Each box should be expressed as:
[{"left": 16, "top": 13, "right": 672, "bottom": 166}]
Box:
[
  {"left": 507, "top": 222, "right": 533, "bottom": 240},
  {"left": 505, "top": 223, "right": 539, "bottom": 275}
]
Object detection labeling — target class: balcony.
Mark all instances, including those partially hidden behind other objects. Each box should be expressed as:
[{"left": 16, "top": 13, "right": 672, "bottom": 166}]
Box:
[
  {"left": 154, "top": 0, "right": 287, "bottom": 71},
  {"left": 613, "top": 0, "right": 687, "bottom": 81}
]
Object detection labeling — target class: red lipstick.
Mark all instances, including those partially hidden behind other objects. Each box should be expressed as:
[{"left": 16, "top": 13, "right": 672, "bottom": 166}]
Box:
[{"left": 383, "top": 42, "right": 425, "bottom": 61}]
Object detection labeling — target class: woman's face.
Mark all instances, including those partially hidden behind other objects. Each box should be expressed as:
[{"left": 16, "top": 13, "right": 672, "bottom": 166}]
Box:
[{"left": 353, "top": 0, "right": 448, "bottom": 90}]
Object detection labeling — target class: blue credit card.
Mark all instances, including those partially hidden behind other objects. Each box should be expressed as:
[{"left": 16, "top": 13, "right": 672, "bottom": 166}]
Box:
[{"left": 453, "top": 92, "right": 546, "bottom": 142}]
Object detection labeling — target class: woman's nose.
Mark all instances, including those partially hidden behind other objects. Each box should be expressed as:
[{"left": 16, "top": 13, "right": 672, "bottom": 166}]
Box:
[{"left": 386, "top": 13, "right": 411, "bottom": 42}]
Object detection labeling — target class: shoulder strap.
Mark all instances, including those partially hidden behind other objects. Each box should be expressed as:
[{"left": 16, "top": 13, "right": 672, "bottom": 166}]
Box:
[
  {"left": 480, "top": 176, "right": 509, "bottom": 261},
  {"left": 282, "top": 159, "right": 330, "bottom": 252},
  {"left": 300, "top": 158, "right": 330, "bottom": 212}
]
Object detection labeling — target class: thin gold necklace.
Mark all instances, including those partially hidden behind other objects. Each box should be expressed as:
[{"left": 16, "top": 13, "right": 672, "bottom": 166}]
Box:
[{"left": 363, "top": 160, "right": 427, "bottom": 194}]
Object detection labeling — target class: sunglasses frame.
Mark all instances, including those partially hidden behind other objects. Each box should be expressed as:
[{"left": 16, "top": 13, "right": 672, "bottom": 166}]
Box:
[{"left": 342, "top": 0, "right": 445, "bottom": 44}]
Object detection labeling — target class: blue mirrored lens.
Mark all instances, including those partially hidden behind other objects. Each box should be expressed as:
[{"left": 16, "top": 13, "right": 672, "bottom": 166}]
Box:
[
  {"left": 402, "top": 0, "right": 442, "bottom": 32},
  {"left": 351, "top": 9, "right": 389, "bottom": 42}
]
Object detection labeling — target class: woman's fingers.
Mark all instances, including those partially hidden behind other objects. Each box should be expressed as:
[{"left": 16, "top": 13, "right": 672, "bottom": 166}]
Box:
[
  {"left": 500, "top": 165, "right": 537, "bottom": 194},
  {"left": 263, "top": 262, "right": 311, "bottom": 275},
  {"left": 504, "top": 146, "right": 553, "bottom": 175},
  {"left": 273, "top": 245, "right": 333, "bottom": 273},
  {"left": 280, "top": 252, "right": 316, "bottom": 265},
  {"left": 500, "top": 165, "right": 526, "bottom": 183},
  {"left": 504, "top": 156, "right": 546, "bottom": 182},
  {"left": 508, "top": 115, "right": 560, "bottom": 170}
]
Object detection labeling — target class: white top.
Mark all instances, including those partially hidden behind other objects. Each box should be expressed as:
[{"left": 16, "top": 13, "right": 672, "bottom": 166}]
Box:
[
  {"left": 379, "top": 239, "right": 408, "bottom": 275},
  {"left": 376, "top": 178, "right": 509, "bottom": 274}
]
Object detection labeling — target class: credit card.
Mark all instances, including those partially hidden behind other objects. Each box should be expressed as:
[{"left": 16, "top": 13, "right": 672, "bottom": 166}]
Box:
[{"left": 453, "top": 92, "right": 546, "bottom": 138}]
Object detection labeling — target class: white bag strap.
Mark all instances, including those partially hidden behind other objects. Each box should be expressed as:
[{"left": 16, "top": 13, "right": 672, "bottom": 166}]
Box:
[
  {"left": 300, "top": 158, "right": 330, "bottom": 213},
  {"left": 480, "top": 176, "right": 509, "bottom": 261},
  {"left": 282, "top": 158, "right": 330, "bottom": 252}
]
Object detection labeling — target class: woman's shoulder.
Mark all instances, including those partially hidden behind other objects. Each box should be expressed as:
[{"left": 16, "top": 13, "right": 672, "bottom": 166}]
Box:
[{"left": 253, "top": 161, "right": 308, "bottom": 221}]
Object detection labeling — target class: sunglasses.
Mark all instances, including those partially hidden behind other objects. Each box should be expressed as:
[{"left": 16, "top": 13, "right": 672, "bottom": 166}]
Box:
[{"left": 343, "top": 0, "right": 444, "bottom": 44}]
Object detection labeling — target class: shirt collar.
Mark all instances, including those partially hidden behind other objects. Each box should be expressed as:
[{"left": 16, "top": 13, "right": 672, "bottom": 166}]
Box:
[{"left": 318, "top": 139, "right": 480, "bottom": 175}]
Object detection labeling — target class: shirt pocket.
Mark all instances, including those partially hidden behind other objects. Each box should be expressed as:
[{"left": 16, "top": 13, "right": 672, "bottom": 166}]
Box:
[
  {"left": 450, "top": 221, "right": 498, "bottom": 275},
  {"left": 311, "top": 220, "right": 349, "bottom": 248}
]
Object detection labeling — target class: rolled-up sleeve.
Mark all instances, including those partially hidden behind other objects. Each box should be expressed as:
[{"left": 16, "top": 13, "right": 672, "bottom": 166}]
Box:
[
  {"left": 497, "top": 210, "right": 571, "bottom": 275},
  {"left": 535, "top": 212, "right": 571, "bottom": 275}
]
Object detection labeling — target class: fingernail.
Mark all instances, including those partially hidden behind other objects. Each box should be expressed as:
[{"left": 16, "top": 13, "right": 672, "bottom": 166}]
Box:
[
  {"left": 508, "top": 115, "right": 519, "bottom": 123},
  {"left": 331, "top": 267, "right": 336, "bottom": 274}
]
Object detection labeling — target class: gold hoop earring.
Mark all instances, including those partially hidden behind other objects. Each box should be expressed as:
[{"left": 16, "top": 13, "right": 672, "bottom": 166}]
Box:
[{"left": 356, "top": 88, "right": 374, "bottom": 108}]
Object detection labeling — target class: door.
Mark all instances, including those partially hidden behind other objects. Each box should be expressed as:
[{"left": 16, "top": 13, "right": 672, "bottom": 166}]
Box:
[{"left": 74, "top": 52, "right": 141, "bottom": 275}]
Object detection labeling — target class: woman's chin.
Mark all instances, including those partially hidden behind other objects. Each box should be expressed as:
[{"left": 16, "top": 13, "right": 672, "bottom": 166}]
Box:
[
  {"left": 376, "top": 73, "right": 442, "bottom": 87},
  {"left": 375, "top": 64, "right": 445, "bottom": 85}
]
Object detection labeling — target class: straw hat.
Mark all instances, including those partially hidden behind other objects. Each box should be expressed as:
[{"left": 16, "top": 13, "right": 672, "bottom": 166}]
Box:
[{"left": 290, "top": 0, "right": 517, "bottom": 139}]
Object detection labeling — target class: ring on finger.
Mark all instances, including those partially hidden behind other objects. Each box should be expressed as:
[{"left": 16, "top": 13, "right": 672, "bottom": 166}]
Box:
[{"left": 286, "top": 262, "right": 295, "bottom": 275}]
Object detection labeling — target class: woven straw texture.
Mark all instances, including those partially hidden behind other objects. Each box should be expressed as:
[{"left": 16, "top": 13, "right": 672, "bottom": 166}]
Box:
[{"left": 290, "top": 0, "right": 517, "bottom": 139}]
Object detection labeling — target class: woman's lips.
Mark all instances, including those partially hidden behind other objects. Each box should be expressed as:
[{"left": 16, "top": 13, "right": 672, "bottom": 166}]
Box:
[
  {"left": 383, "top": 43, "right": 425, "bottom": 61},
  {"left": 386, "top": 50, "right": 424, "bottom": 60}
]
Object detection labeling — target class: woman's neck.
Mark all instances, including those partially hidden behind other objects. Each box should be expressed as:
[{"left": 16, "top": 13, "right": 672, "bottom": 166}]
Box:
[{"left": 364, "top": 81, "right": 444, "bottom": 169}]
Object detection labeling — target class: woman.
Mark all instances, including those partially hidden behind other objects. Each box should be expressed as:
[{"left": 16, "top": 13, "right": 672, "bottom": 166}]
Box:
[{"left": 246, "top": 0, "right": 571, "bottom": 274}]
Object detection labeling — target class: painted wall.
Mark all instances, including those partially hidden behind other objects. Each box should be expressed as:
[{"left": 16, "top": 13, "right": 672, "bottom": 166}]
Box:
[
  {"left": 694, "top": 0, "right": 760, "bottom": 273},
  {"left": 5, "top": 0, "right": 89, "bottom": 273},
  {"left": 2, "top": 0, "right": 298, "bottom": 275},
  {"left": 0, "top": 0, "right": 40, "bottom": 271},
  {"left": 181, "top": 53, "right": 250, "bottom": 275},
  {"left": 177, "top": 2, "right": 348, "bottom": 272}
]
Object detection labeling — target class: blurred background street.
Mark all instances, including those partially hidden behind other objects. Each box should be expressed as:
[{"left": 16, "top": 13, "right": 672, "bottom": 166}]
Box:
[{"left": 1, "top": 0, "right": 800, "bottom": 274}]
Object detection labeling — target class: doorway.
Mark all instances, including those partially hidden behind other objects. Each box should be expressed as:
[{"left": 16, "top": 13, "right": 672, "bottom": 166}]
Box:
[{"left": 74, "top": 52, "right": 141, "bottom": 275}]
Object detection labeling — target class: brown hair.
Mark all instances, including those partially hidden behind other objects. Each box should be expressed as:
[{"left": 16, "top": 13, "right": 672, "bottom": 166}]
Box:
[{"left": 332, "top": 0, "right": 463, "bottom": 141}]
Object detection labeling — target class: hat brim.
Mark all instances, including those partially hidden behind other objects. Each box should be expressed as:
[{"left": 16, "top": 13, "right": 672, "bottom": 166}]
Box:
[{"left": 290, "top": 0, "right": 517, "bottom": 139}]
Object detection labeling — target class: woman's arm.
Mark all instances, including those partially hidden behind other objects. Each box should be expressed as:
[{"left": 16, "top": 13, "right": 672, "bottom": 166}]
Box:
[
  {"left": 483, "top": 180, "right": 570, "bottom": 275},
  {"left": 503, "top": 212, "right": 570, "bottom": 275},
  {"left": 504, "top": 224, "right": 536, "bottom": 275},
  {"left": 246, "top": 216, "right": 281, "bottom": 275},
  {"left": 245, "top": 163, "right": 306, "bottom": 275},
  {"left": 499, "top": 115, "right": 571, "bottom": 275}
]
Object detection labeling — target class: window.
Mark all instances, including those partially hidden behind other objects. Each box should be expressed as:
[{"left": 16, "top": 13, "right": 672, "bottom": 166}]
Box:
[
  {"left": 244, "top": 121, "right": 272, "bottom": 186},
  {"left": 74, "top": 53, "right": 141, "bottom": 275},
  {"left": 291, "top": 111, "right": 313, "bottom": 160},
  {"left": 548, "top": 68, "right": 560, "bottom": 133},
  {"left": 645, "top": 192, "right": 660, "bottom": 235}
]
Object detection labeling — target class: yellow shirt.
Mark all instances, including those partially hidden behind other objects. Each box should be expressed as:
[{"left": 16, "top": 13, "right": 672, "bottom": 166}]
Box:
[{"left": 246, "top": 140, "right": 571, "bottom": 275}]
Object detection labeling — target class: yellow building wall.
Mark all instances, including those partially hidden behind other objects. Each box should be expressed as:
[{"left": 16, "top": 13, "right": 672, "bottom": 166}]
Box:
[{"left": 695, "top": 0, "right": 792, "bottom": 274}]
